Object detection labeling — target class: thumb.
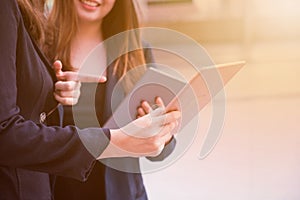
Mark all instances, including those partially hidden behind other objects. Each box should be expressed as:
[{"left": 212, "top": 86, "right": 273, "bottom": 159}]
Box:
[{"left": 53, "top": 60, "right": 63, "bottom": 77}]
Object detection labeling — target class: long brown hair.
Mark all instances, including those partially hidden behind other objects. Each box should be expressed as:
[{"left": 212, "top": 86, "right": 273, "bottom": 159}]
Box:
[
  {"left": 45, "top": 0, "right": 147, "bottom": 92},
  {"left": 17, "top": 0, "right": 46, "bottom": 47}
]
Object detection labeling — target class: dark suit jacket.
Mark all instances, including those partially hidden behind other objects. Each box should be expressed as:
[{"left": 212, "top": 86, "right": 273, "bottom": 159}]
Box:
[
  {"left": 0, "top": 1, "right": 110, "bottom": 199},
  {"left": 54, "top": 43, "right": 176, "bottom": 200}
]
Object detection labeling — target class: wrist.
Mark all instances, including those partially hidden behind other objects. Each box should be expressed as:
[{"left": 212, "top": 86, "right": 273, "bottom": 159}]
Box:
[{"left": 97, "top": 129, "right": 128, "bottom": 159}]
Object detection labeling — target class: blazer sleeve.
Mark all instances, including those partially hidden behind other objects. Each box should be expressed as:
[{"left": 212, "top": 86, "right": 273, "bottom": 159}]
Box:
[
  {"left": 0, "top": 0, "right": 110, "bottom": 182},
  {"left": 142, "top": 41, "right": 178, "bottom": 161}
]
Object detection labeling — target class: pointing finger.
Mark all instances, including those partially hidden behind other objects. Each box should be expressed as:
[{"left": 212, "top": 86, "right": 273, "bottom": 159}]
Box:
[{"left": 57, "top": 71, "right": 107, "bottom": 83}]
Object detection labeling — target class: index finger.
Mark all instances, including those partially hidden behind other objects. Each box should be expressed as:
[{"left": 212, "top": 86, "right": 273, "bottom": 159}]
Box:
[
  {"left": 77, "top": 73, "right": 107, "bottom": 83},
  {"left": 57, "top": 71, "right": 107, "bottom": 83}
]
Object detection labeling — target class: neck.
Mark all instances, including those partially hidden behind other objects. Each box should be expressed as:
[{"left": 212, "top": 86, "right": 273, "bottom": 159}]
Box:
[
  {"left": 70, "top": 20, "right": 104, "bottom": 69},
  {"left": 75, "top": 20, "right": 103, "bottom": 43}
]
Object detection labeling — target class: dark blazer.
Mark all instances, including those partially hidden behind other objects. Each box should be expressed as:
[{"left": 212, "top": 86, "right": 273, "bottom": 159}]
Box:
[
  {"left": 54, "top": 44, "right": 177, "bottom": 200},
  {"left": 0, "top": 1, "right": 110, "bottom": 199}
]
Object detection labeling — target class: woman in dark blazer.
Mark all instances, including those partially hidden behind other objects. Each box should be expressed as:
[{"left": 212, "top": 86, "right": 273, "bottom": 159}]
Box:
[
  {"left": 45, "top": 1, "right": 177, "bottom": 199},
  {"left": 53, "top": 45, "right": 177, "bottom": 200},
  {"left": 0, "top": 0, "right": 180, "bottom": 199}
]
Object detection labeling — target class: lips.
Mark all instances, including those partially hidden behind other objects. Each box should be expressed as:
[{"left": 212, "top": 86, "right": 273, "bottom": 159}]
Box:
[{"left": 79, "top": 0, "right": 101, "bottom": 7}]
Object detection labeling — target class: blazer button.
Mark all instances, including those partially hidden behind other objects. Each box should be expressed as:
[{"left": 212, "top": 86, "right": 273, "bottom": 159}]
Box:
[{"left": 40, "top": 112, "right": 46, "bottom": 124}]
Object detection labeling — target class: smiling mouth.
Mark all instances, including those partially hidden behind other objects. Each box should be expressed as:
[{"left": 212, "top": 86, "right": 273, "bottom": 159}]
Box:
[{"left": 79, "top": 0, "right": 101, "bottom": 7}]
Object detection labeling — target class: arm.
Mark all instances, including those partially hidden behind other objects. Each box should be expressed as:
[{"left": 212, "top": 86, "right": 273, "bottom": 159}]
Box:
[{"left": 0, "top": 0, "right": 109, "bottom": 181}]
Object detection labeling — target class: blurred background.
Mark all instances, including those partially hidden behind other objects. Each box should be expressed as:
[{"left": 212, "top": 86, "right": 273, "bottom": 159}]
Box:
[{"left": 137, "top": 0, "right": 300, "bottom": 199}]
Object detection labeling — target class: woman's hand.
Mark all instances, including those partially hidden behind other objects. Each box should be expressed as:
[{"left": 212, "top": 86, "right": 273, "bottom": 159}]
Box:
[
  {"left": 137, "top": 97, "right": 176, "bottom": 145},
  {"left": 136, "top": 97, "right": 165, "bottom": 118},
  {"left": 53, "top": 60, "right": 107, "bottom": 105},
  {"left": 53, "top": 61, "right": 81, "bottom": 105},
  {"left": 99, "top": 107, "right": 181, "bottom": 159}
]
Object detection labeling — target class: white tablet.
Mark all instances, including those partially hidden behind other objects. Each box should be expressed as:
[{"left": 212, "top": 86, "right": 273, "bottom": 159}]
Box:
[{"left": 104, "top": 61, "right": 245, "bottom": 129}]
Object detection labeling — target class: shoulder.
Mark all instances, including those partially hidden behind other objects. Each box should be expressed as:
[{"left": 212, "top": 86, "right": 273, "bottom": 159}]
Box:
[
  {"left": 0, "top": 0, "right": 21, "bottom": 58},
  {"left": 141, "top": 40, "right": 152, "bottom": 53},
  {"left": 0, "top": 0, "right": 20, "bottom": 25},
  {"left": 141, "top": 41, "right": 155, "bottom": 64},
  {"left": 0, "top": 0, "right": 20, "bottom": 16}
]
